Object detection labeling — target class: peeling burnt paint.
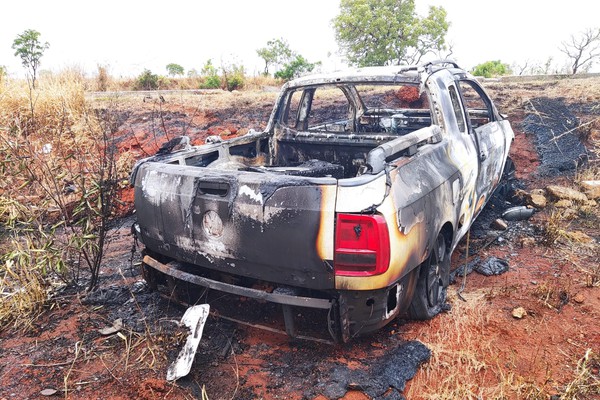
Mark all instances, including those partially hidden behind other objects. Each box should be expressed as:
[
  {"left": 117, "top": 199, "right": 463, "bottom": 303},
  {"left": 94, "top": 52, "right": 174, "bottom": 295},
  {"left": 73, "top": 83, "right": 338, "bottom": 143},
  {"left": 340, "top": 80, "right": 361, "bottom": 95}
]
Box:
[{"left": 133, "top": 61, "right": 514, "bottom": 341}]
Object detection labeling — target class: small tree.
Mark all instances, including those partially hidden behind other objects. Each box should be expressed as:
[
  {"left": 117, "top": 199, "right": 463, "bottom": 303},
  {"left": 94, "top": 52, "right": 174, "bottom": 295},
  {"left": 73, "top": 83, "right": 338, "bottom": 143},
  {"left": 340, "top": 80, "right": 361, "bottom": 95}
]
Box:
[
  {"left": 256, "top": 38, "right": 293, "bottom": 76},
  {"left": 274, "top": 55, "right": 320, "bottom": 81},
  {"left": 12, "top": 29, "right": 50, "bottom": 89},
  {"left": 559, "top": 28, "right": 600, "bottom": 74},
  {"left": 166, "top": 63, "right": 184, "bottom": 77},
  {"left": 471, "top": 60, "right": 512, "bottom": 78},
  {"left": 200, "top": 59, "right": 220, "bottom": 89}
]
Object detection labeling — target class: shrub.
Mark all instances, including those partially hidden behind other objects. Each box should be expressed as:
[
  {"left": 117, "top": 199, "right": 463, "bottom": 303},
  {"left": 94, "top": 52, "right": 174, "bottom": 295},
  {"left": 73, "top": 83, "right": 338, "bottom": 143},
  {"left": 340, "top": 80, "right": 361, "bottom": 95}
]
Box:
[
  {"left": 202, "top": 75, "right": 221, "bottom": 89},
  {"left": 96, "top": 65, "right": 109, "bottom": 91},
  {"left": 222, "top": 63, "right": 245, "bottom": 91},
  {"left": 274, "top": 55, "right": 319, "bottom": 81},
  {"left": 471, "top": 60, "right": 512, "bottom": 78},
  {"left": 135, "top": 69, "right": 159, "bottom": 90}
]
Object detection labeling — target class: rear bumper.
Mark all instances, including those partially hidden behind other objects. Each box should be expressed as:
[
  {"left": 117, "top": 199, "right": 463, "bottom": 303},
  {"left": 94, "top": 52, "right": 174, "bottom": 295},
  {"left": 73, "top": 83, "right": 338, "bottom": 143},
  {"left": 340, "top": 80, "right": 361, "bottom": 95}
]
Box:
[
  {"left": 142, "top": 253, "right": 416, "bottom": 342},
  {"left": 143, "top": 255, "right": 332, "bottom": 310}
]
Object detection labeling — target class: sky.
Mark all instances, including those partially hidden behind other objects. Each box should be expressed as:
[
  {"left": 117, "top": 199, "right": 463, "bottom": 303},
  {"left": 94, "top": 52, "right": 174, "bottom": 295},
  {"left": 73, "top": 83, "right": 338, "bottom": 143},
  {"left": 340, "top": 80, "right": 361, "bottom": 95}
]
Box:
[{"left": 1, "top": 0, "right": 600, "bottom": 79}]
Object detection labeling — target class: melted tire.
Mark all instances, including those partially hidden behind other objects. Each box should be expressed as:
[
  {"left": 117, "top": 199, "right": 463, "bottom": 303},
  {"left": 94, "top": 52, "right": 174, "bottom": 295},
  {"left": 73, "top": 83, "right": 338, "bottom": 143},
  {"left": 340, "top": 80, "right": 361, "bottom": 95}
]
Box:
[{"left": 408, "top": 235, "right": 450, "bottom": 320}]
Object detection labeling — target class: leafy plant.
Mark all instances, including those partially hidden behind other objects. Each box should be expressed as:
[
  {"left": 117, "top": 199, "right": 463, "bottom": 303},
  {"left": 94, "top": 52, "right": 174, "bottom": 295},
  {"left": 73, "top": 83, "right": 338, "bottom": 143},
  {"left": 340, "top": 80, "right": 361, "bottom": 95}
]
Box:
[
  {"left": 256, "top": 38, "right": 294, "bottom": 76},
  {"left": 199, "top": 59, "right": 221, "bottom": 89},
  {"left": 333, "top": 0, "right": 449, "bottom": 66},
  {"left": 135, "top": 69, "right": 159, "bottom": 90},
  {"left": 12, "top": 29, "right": 50, "bottom": 89},
  {"left": 221, "top": 63, "right": 245, "bottom": 91},
  {"left": 274, "top": 55, "right": 319, "bottom": 81},
  {"left": 471, "top": 60, "right": 512, "bottom": 78},
  {"left": 166, "top": 63, "right": 184, "bottom": 77}
]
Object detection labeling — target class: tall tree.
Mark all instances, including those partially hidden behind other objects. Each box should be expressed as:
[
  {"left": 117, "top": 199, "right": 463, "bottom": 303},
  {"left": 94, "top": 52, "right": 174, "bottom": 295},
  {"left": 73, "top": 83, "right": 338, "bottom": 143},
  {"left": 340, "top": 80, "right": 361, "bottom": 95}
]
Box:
[
  {"left": 333, "top": 0, "right": 449, "bottom": 67},
  {"left": 12, "top": 29, "right": 50, "bottom": 89},
  {"left": 256, "top": 38, "right": 293, "bottom": 76},
  {"left": 166, "top": 63, "right": 185, "bottom": 77},
  {"left": 559, "top": 28, "right": 600, "bottom": 74}
]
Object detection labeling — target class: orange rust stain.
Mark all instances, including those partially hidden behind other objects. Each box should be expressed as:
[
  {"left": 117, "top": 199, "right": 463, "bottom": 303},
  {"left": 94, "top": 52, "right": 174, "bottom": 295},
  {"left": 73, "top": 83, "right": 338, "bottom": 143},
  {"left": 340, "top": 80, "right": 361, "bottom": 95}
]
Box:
[{"left": 316, "top": 185, "right": 337, "bottom": 261}]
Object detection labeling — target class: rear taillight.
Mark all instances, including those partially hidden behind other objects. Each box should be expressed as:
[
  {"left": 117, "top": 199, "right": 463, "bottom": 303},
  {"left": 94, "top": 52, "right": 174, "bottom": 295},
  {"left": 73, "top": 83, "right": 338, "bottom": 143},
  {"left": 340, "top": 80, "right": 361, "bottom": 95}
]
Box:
[{"left": 334, "top": 213, "right": 390, "bottom": 276}]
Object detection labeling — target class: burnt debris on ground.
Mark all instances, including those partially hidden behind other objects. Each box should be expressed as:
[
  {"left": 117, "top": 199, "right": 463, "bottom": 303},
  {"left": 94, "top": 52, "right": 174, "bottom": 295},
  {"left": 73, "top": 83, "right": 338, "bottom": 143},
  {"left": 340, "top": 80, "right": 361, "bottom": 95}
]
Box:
[{"left": 522, "top": 97, "right": 588, "bottom": 176}]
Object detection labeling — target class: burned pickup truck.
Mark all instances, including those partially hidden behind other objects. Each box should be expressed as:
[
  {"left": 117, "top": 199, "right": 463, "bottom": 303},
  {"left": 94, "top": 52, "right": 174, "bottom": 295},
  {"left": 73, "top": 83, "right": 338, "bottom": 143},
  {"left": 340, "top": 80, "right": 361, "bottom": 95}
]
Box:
[{"left": 131, "top": 61, "right": 514, "bottom": 342}]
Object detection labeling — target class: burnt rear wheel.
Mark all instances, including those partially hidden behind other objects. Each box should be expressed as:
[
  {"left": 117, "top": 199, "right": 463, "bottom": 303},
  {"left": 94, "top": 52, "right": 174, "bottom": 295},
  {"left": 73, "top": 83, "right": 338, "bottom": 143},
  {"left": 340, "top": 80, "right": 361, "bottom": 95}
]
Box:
[{"left": 409, "top": 235, "right": 450, "bottom": 320}]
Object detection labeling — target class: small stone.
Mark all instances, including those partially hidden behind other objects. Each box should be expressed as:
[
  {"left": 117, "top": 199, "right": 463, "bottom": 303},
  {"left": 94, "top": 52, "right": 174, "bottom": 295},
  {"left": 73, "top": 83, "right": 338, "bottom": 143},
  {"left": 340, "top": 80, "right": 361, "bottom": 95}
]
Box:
[
  {"left": 546, "top": 185, "right": 588, "bottom": 202},
  {"left": 580, "top": 180, "right": 600, "bottom": 199},
  {"left": 573, "top": 293, "right": 585, "bottom": 304},
  {"left": 40, "top": 389, "right": 58, "bottom": 396},
  {"left": 520, "top": 237, "right": 536, "bottom": 248},
  {"left": 512, "top": 307, "right": 527, "bottom": 319},
  {"left": 527, "top": 193, "right": 547, "bottom": 208},
  {"left": 530, "top": 280, "right": 538, "bottom": 285},
  {"left": 554, "top": 199, "right": 573, "bottom": 208},
  {"left": 491, "top": 218, "right": 508, "bottom": 230}
]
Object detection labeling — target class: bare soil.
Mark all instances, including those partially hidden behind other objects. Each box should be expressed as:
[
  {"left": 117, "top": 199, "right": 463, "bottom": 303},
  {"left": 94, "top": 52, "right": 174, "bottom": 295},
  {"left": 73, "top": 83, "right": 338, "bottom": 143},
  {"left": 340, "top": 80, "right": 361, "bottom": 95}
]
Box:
[{"left": 1, "top": 80, "right": 599, "bottom": 400}]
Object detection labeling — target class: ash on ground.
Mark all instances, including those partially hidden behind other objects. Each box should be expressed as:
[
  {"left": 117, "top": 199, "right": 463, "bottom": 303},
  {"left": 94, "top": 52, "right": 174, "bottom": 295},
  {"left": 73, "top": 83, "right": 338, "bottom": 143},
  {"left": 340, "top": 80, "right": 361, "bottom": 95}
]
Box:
[{"left": 522, "top": 97, "right": 588, "bottom": 176}]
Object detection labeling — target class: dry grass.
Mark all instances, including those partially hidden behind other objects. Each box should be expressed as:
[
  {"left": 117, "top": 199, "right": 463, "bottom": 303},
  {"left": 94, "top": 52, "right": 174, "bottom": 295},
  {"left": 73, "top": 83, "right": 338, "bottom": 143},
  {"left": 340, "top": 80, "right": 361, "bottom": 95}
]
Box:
[
  {"left": 406, "top": 291, "right": 506, "bottom": 399},
  {"left": 0, "top": 71, "right": 126, "bottom": 330},
  {"left": 561, "top": 349, "right": 600, "bottom": 399}
]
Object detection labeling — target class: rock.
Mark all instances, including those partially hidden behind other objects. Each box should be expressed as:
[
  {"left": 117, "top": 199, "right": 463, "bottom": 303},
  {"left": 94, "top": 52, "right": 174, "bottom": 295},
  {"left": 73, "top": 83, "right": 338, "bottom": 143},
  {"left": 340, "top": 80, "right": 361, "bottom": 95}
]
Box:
[
  {"left": 98, "top": 318, "right": 123, "bottom": 336},
  {"left": 520, "top": 237, "right": 536, "bottom": 248},
  {"left": 573, "top": 293, "right": 585, "bottom": 304},
  {"left": 40, "top": 389, "right": 58, "bottom": 396},
  {"left": 512, "top": 307, "right": 527, "bottom": 319},
  {"left": 546, "top": 185, "right": 588, "bottom": 202},
  {"left": 580, "top": 180, "right": 600, "bottom": 199},
  {"left": 527, "top": 193, "right": 547, "bottom": 208},
  {"left": 491, "top": 218, "right": 508, "bottom": 230},
  {"left": 554, "top": 199, "right": 573, "bottom": 208}
]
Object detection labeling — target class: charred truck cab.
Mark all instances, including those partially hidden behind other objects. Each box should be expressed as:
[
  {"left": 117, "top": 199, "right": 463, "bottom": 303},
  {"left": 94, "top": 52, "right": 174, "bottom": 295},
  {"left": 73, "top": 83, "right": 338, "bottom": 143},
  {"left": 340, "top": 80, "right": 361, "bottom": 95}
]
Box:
[{"left": 131, "top": 61, "right": 514, "bottom": 342}]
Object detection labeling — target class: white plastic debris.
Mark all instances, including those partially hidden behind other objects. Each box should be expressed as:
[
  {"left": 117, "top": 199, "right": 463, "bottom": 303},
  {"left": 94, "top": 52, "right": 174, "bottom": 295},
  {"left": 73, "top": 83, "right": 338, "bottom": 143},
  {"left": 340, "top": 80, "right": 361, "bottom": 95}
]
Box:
[{"left": 166, "top": 304, "right": 210, "bottom": 381}]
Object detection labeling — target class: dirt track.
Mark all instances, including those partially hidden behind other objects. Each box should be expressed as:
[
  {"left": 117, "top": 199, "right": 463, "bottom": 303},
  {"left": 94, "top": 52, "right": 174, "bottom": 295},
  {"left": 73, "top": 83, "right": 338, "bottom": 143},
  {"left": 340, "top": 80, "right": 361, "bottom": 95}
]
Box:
[{"left": 1, "top": 80, "right": 599, "bottom": 399}]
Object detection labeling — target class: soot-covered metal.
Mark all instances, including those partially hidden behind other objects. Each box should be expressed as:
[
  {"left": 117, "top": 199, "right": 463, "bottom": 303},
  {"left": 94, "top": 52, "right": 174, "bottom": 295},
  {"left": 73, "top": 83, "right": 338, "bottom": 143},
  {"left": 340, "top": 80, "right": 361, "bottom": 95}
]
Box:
[{"left": 132, "top": 60, "right": 514, "bottom": 342}]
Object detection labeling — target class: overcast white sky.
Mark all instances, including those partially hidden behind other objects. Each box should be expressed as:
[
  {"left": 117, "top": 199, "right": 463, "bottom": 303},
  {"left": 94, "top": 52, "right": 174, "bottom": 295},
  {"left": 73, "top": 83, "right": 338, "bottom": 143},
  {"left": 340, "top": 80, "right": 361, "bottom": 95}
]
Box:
[{"left": 1, "top": 0, "right": 599, "bottom": 78}]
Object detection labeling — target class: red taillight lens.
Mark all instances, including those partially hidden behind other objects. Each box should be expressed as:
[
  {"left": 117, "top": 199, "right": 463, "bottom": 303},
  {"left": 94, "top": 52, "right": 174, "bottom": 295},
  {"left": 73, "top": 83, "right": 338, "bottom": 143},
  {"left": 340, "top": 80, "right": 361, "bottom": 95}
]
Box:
[{"left": 334, "top": 214, "right": 390, "bottom": 276}]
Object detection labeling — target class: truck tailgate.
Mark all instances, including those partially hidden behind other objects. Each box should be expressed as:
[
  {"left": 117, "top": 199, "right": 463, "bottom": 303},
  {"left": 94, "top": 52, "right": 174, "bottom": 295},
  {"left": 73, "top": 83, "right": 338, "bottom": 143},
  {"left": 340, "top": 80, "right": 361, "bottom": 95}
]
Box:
[{"left": 134, "top": 163, "right": 337, "bottom": 290}]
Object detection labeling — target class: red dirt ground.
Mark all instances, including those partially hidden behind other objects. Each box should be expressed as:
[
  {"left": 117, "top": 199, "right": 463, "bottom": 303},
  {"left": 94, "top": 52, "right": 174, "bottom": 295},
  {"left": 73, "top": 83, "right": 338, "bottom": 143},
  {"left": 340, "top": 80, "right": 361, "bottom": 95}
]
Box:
[{"left": 1, "top": 84, "right": 599, "bottom": 399}]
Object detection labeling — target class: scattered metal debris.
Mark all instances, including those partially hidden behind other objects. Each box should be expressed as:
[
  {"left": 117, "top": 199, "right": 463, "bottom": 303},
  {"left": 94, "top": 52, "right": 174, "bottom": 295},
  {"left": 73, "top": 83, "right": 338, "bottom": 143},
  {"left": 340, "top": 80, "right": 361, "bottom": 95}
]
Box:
[
  {"left": 502, "top": 206, "right": 534, "bottom": 221},
  {"left": 476, "top": 257, "right": 509, "bottom": 276},
  {"left": 166, "top": 304, "right": 210, "bottom": 381},
  {"left": 450, "top": 256, "right": 510, "bottom": 283}
]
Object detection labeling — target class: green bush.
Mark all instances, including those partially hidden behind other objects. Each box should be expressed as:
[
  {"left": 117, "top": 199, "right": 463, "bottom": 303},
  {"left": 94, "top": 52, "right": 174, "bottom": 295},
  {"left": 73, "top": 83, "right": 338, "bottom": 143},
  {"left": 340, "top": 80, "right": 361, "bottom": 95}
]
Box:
[
  {"left": 471, "top": 60, "right": 512, "bottom": 78},
  {"left": 201, "top": 75, "right": 221, "bottom": 89},
  {"left": 222, "top": 64, "right": 245, "bottom": 91},
  {"left": 275, "top": 55, "right": 318, "bottom": 81},
  {"left": 135, "top": 69, "right": 159, "bottom": 90}
]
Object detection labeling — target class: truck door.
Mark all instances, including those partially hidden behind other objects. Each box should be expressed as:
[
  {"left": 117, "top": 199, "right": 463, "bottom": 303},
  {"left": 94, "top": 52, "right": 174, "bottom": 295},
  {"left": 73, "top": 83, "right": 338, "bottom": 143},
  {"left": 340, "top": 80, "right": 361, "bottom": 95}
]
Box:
[{"left": 457, "top": 79, "right": 509, "bottom": 214}]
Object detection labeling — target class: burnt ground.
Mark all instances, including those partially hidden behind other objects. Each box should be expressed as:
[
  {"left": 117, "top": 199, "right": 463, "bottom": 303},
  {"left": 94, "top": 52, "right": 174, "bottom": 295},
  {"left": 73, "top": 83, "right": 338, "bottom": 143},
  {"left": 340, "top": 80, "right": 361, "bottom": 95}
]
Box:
[{"left": 1, "top": 83, "right": 599, "bottom": 400}]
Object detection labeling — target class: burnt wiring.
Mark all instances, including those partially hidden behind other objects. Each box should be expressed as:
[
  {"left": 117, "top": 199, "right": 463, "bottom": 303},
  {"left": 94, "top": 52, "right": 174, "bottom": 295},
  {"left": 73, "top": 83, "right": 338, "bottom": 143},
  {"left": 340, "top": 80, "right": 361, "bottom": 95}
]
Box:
[{"left": 360, "top": 164, "right": 393, "bottom": 214}]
